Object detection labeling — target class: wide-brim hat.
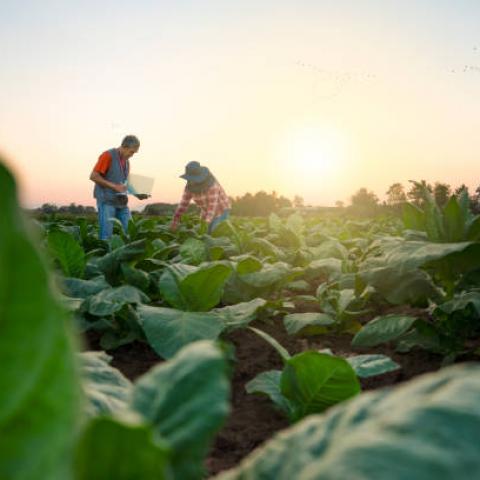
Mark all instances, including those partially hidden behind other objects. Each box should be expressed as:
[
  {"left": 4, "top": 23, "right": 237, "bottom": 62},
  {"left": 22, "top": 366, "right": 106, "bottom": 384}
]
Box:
[{"left": 180, "top": 161, "right": 210, "bottom": 183}]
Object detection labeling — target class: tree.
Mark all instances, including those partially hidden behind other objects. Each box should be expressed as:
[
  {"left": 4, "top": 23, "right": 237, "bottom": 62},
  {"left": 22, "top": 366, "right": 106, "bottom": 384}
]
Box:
[
  {"left": 433, "top": 182, "right": 451, "bottom": 207},
  {"left": 231, "top": 191, "right": 292, "bottom": 216},
  {"left": 455, "top": 184, "right": 469, "bottom": 196},
  {"left": 39, "top": 203, "right": 58, "bottom": 214},
  {"left": 335, "top": 200, "right": 345, "bottom": 208},
  {"left": 386, "top": 183, "right": 407, "bottom": 206},
  {"left": 350, "top": 188, "right": 379, "bottom": 209},
  {"left": 407, "top": 180, "right": 433, "bottom": 206},
  {"left": 293, "top": 195, "right": 304, "bottom": 208}
]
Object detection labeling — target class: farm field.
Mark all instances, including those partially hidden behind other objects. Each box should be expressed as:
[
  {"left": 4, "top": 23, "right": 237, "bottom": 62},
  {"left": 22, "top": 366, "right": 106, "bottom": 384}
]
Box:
[
  {"left": 4, "top": 160, "right": 480, "bottom": 479},
  {"left": 91, "top": 326, "right": 442, "bottom": 475}
]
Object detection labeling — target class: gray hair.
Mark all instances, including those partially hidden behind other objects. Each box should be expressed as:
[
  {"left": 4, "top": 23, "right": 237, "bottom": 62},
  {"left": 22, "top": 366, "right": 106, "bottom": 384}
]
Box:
[{"left": 121, "top": 135, "right": 140, "bottom": 148}]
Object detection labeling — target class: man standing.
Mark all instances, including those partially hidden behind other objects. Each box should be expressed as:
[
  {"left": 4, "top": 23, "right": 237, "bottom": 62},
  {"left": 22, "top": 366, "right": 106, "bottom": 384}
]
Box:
[
  {"left": 170, "top": 161, "right": 231, "bottom": 234},
  {"left": 90, "top": 135, "right": 148, "bottom": 240}
]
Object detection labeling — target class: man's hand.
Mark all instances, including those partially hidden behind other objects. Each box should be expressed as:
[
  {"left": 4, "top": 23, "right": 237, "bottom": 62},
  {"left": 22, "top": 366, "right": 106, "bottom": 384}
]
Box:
[
  {"left": 170, "top": 223, "right": 177, "bottom": 232},
  {"left": 113, "top": 183, "right": 127, "bottom": 193},
  {"left": 135, "top": 194, "right": 150, "bottom": 200}
]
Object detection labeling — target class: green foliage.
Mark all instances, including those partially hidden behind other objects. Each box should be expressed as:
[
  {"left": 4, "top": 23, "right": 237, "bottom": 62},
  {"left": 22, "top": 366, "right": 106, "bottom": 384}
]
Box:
[
  {"left": 137, "top": 306, "right": 226, "bottom": 359},
  {"left": 283, "top": 312, "right": 335, "bottom": 335},
  {"left": 83, "top": 285, "right": 149, "bottom": 317},
  {"left": 74, "top": 415, "right": 171, "bottom": 480},
  {"left": 403, "top": 181, "right": 480, "bottom": 243},
  {"left": 131, "top": 341, "right": 231, "bottom": 480},
  {"left": 346, "top": 354, "right": 400, "bottom": 378},
  {"left": 281, "top": 352, "right": 361, "bottom": 421},
  {"left": 159, "top": 261, "right": 232, "bottom": 311},
  {"left": 247, "top": 328, "right": 360, "bottom": 422},
  {"left": 0, "top": 162, "right": 80, "bottom": 480},
  {"left": 47, "top": 230, "right": 86, "bottom": 278},
  {"left": 352, "top": 314, "right": 418, "bottom": 348},
  {"left": 218, "top": 364, "right": 480, "bottom": 480},
  {"left": 79, "top": 352, "right": 132, "bottom": 417},
  {"left": 97, "top": 239, "right": 147, "bottom": 285},
  {"left": 231, "top": 191, "right": 292, "bottom": 216},
  {"left": 77, "top": 340, "right": 231, "bottom": 480},
  {"left": 179, "top": 237, "right": 207, "bottom": 265}
]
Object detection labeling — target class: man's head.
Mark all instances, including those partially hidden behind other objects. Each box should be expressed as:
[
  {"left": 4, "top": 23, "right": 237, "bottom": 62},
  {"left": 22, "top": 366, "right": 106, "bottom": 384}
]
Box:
[{"left": 119, "top": 135, "right": 140, "bottom": 159}]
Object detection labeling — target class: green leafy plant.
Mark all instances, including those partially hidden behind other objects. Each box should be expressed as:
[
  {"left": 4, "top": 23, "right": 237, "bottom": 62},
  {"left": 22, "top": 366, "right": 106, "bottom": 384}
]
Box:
[
  {"left": 402, "top": 181, "right": 480, "bottom": 242},
  {"left": 217, "top": 363, "right": 480, "bottom": 480},
  {"left": 245, "top": 327, "right": 361, "bottom": 422}
]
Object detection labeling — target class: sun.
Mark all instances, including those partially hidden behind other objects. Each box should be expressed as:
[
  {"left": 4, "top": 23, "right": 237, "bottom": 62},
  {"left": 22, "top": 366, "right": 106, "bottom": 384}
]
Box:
[{"left": 277, "top": 125, "right": 346, "bottom": 181}]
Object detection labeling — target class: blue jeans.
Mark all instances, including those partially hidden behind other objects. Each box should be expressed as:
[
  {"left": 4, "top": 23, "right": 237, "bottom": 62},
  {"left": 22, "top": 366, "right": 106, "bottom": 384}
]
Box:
[
  {"left": 96, "top": 201, "right": 131, "bottom": 240},
  {"left": 208, "top": 209, "right": 230, "bottom": 234}
]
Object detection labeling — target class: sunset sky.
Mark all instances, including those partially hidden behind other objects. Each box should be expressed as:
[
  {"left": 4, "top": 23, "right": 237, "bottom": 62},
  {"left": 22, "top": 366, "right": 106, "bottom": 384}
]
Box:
[{"left": 1, "top": 0, "right": 480, "bottom": 209}]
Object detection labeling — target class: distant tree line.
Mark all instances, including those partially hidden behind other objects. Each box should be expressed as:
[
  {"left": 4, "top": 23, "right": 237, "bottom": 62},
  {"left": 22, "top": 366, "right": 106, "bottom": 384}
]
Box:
[
  {"left": 33, "top": 180, "right": 480, "bottom": 218},
  {"left": 346, "top": 181, "right": 480, "bottom": 216},
  {"left": 35, "top": 203, "right": 96, "bottom": 215}
]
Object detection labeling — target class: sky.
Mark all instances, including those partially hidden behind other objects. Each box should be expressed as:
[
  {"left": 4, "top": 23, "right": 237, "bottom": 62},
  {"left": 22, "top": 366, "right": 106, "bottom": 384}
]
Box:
[{"left": 1, "top": 0, "right": 480, "bottom": 209}]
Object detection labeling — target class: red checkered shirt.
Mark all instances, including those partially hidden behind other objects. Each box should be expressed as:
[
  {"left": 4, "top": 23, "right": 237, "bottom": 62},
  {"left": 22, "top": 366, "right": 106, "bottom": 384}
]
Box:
[{"left": 172, "top": 181, "right": 231, "bottom": 226}]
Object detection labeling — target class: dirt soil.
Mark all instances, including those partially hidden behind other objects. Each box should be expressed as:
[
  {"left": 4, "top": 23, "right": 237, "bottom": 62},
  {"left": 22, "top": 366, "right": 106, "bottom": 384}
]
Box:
[{"left": 85, "top": 318, "right": 444, "bottom": 477}]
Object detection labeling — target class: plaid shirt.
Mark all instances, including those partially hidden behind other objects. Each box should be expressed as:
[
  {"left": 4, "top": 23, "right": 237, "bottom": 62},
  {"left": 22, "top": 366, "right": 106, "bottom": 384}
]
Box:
[{"left": 172, "top": 181, "right": 231, "bottom": 225}]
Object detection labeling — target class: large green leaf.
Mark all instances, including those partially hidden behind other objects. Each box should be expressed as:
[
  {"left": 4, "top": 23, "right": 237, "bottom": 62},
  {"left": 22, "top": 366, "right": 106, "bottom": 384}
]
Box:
[
  {"left": 361, "top": 238, "right": 466, "bottom": 270},
  {"left": 248, "top": 237, "right": 285, "bottom": 260},
  {"left": 240, "top": 262, "right": 299, "bottom": 288},
  {"left": 179, "top": 237, "right": 207, "bottom": 265},
  {"left": 402, "top": 202, "right": 425, "bottom": 231},
  {"left": 121, "top": 264, "right": 151, "bottom": 292},
  {"left": 466, "top": 216, "right": 480, "bottom": 241},
  {"left": 74, "top": 415, "right": 170, "bottom": 480},
  {"left": 47, "top": 230, "right": 86, "bottom": 278},
  {"left": 281, "top": 352, "right": 361, "bottom": 421},
  {"left": 180, "top": 262, "right": 232, "bottom": 311},
  {"left": 214, "top": 364, "right": 480, "bottom": 480},
  {"left": 352, "top": 314, "right": 418, "bottom": 347},
  {"left": 233, "top": 255, "right": 263, "bottom": 275},
  {"left": 306, "top": 258, "right": 343, "bottom": 281},
  {"left": 347, "top": 354, "right": 400, "bottom": 378},
  {"left": 138, "top": 305, "right": 226, "bottom": 359},
  {"left": 158, "top": 263, "right": 195, "bottom": 310},
  {"left": 0, "top": 162, "right": 79, "bottom": 479},
  {"left": 283, "top": 312, "right": 335, "bottom": 335},
  {"left": 306, "top": 239, "right": 349, "bottom": 261},
  {"left": 61, "top": 276, "right": 110, "bottom": 299},
  {"left": 79, "top": 352, "right": 132, "bottom": 417},
  {"left": 434, "top": 291, "right": 480, "bottom": 316},
  {"left": 246, "top": 370, "right": 293, "bottom": 416},
  {"left": 359, "top": 266, "right": 441, "bottom": 305},
  {"left": 131, "top": 340, "right": 230, "bottom": 480},
  {"left": 97, "top": 239, "right": 146, "bottom": 285},
  {"left": 85, "top": 285, "right": 150, "bottom": 317},
  {"left": 443, "top": 196, "right": 466, "bottom": 242},
  {"left": 159, "top": 262, "right": 232, "bottom": 311},
  {"left": 213, "top": 298, "right": 267, "bottom": 330}
]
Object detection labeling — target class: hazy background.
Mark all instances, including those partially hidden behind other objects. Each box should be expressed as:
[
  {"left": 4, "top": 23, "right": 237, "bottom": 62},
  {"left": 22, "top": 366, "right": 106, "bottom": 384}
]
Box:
[{"left": 1, "top": 0, "right": 479, "bottom": 209}]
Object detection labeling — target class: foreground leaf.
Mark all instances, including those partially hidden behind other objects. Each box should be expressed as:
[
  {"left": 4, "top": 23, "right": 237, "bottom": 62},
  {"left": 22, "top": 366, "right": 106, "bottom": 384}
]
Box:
[
  {"left": 0, "top": 161, "right": 79, "bottom": 479},
  {"left": 75, "top": 415, "right": 170, "bottom": 480},
  {"left": 79, "top": 352, "right": 132, "bottom": 416},
  {"left": 131, "top": 341, "right": 230, "bottom": 480},
  {"left": 214, "top": 364, "right": 480, "bottom": 480}
]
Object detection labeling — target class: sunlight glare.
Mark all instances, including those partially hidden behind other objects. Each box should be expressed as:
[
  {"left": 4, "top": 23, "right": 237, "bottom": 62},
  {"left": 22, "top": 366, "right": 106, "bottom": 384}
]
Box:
[{"left": 276, "top": 125, "right": 346, "bottom": 184}]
